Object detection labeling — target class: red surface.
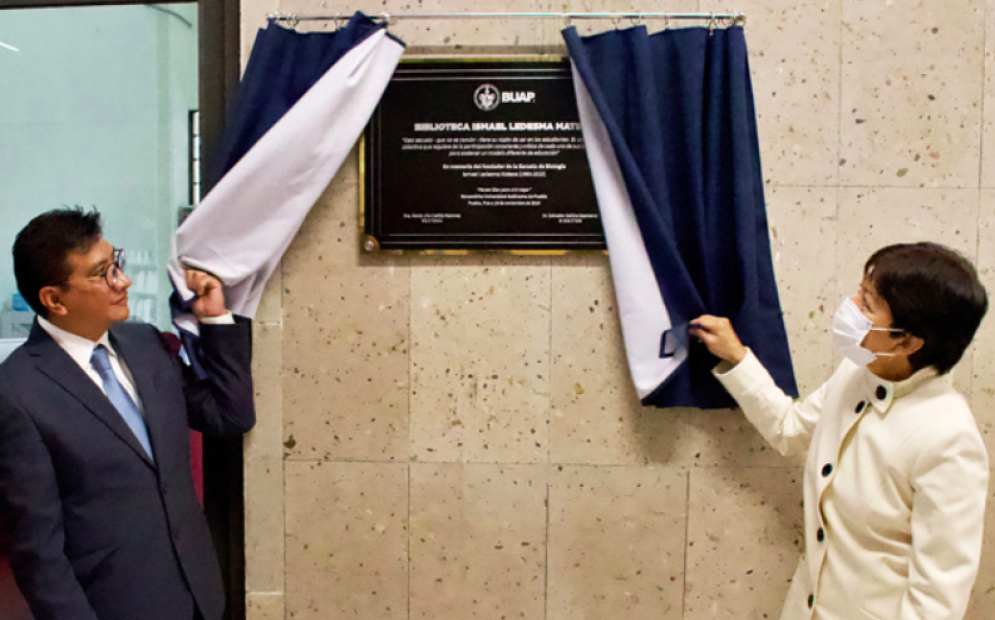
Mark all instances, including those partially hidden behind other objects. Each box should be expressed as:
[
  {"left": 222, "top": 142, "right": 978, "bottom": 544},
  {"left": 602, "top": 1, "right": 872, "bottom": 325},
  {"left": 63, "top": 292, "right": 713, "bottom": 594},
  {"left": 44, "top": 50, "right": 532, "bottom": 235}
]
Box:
[
  {"left": 191, "top": 430, "right": 204, "bottom": 504},
  {"left": 0, "top": 553, "right": 31, "bottom": 619}
]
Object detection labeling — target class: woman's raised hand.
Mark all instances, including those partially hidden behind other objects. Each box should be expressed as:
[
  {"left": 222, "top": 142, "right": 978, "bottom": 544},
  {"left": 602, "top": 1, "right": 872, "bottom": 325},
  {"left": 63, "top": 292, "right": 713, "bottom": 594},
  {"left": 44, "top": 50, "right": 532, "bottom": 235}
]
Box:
[{"left": 689, "top": 315, "right": 747, "bottom": 365}]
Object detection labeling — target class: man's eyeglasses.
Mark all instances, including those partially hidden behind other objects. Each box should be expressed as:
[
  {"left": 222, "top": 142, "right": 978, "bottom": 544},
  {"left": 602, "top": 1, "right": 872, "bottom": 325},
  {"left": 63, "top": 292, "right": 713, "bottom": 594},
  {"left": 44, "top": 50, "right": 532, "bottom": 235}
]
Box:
[
  {"left": 92, "top": 248, "right": 127, "bottom": 288},
  {"left": 53, "top": 248, "right": 127, "bottom": 289},
  {"left": 65, "top": 248, "right": 125, "bottom": 288}
]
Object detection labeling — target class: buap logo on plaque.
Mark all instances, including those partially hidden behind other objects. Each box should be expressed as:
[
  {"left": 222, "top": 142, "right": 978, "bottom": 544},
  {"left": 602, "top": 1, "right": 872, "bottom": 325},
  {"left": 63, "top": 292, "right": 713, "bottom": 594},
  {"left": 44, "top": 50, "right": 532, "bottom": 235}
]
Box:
[{"left": 474, "top": 84, "right": 500, "bottom": 111}]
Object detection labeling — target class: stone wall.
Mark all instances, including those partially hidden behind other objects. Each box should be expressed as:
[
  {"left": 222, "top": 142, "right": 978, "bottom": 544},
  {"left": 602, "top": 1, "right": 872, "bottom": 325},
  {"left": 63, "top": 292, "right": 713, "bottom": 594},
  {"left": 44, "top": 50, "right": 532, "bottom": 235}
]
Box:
[{"left": 240, "top": 1, "right": 995, "bottom": 618}]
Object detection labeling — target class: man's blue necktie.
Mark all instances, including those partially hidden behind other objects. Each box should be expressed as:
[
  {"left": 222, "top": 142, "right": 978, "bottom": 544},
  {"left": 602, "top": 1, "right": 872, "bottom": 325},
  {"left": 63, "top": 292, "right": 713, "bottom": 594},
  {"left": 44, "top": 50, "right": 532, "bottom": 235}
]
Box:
[{"left": 90, "top": 345, "right": 154, "bottom": 461}]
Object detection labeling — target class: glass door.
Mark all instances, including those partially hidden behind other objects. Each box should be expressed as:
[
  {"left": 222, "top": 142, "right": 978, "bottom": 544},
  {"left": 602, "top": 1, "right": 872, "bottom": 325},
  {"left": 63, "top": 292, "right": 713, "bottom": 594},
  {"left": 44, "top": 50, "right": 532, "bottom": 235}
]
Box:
[{"left": 0, "top": 3, "right": 199, "bottom": 357}]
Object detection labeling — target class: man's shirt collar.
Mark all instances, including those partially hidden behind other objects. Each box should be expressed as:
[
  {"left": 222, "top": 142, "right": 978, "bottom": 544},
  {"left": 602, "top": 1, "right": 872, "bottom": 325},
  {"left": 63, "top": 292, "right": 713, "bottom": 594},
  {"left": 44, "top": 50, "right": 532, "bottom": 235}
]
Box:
[{"left": 37, "top": 315, "right": 115, "bottom": 369}]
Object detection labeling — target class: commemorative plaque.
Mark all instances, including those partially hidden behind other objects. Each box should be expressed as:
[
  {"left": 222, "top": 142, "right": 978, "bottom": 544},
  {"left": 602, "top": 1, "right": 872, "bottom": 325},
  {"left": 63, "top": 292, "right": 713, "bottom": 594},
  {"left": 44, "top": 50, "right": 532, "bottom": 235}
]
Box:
[{"left": 363, "top": 59, "right": 604, "bottom": 250}]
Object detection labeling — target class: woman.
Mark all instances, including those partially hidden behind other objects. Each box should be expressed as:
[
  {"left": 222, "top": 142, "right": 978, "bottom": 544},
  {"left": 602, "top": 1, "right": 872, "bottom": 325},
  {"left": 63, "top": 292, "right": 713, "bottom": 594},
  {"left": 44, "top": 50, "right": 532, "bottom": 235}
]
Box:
[{"left": 690, "top": 242, "right": 989, "bottom": 620}]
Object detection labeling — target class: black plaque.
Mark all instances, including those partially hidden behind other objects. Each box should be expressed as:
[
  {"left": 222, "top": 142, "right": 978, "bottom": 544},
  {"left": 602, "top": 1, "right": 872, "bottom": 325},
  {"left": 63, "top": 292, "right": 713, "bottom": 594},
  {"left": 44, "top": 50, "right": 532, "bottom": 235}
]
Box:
[{"left": 363, "top": 59, "right": 604, "bottom": 250}]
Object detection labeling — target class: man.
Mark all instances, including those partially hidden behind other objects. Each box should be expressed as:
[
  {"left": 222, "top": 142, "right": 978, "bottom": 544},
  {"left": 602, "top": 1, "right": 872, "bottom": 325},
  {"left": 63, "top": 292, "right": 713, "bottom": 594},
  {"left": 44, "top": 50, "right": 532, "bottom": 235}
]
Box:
[{"left": 0, "top": 208, "right": 255, "bottom": 620}]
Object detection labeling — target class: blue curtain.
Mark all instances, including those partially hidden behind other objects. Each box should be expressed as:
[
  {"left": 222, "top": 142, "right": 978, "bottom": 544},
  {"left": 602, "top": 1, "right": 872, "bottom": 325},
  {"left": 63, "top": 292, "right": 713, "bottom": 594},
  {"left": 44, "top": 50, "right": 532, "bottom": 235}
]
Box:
[
  {"left": 214, "top": 12, "right": 395, "bottom": 179},
  {"left": 564, "top": 25, "right": 798, "bottom": 409},
  {"left": 170, "top": 13, "right": 404, "bottom": 374}
]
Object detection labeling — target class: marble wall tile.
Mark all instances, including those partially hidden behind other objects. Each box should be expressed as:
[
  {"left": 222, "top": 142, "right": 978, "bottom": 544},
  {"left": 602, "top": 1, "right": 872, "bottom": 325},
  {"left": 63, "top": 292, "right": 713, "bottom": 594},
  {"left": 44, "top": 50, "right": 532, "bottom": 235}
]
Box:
[
  {"left": 985, "top": 0, "right": 995, "bottom": 187},
  {"left": 836, "top": 187, "right": 979, "bottom": 397},
  {"left": 409, "top": 256, "right": 551, "bottom": 463},
  {"left": 839, "top": 0, "right": 985, "bottom": 188},
  {"left": 246, "top": 592, "right": 284, "bottom": 620},
  {"left": 282, "top": 151, "right": 410, "bottom": 462},
  {"left": 409, "top": 463, "right": 547, "bottom": 620},
  {"left": 252, "top": 268, "right": 283, "bottom": 326},
  {"left": 688, "top": 408, "right": 805, "bottom": 469},
  {"left": 550, "top": 254, "right": 692, "bottom": 466},
  {"left": 764, "top": 186, "right": 838, "bottom": 396},
  {"left": 701, "top": 0, "right": 843, "bottom": 187},
  {"left": 965, "top": 469, "right": 995, "bottom": 618},
  {"left": 684, "top": 467, "right": 805, "bottom": 620},
  {"left": 547, "top": 466, "right": 688, "bottom": 620},
  {"left": 247, "top": 322, "right": 284, "bottom": 462},
  {"left": 245, "top": 455, "right": 285, "bottom": 594},
  {"left": 282, "top": 148, "right": 362, "bottom": 266},
  {"left": 969, "top": 190, "right": 995, "bottom": 454},
  {"left": 285, "top": 462, "right": 408, "bottom": 620},
  {"left": 237, "top": 2, "right": 995, "bottom": 619},
  {"left": 245, "top": 323, "right": 285, "bottom": 593},
  {"left": 276, "top": 0, "right": 549, "bottom": 49}
]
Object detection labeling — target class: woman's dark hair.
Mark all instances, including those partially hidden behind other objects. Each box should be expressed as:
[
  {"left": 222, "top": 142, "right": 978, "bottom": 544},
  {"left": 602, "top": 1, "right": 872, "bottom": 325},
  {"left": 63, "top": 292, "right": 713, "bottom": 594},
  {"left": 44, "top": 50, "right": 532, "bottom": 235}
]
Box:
[
  {"left": 12, "top": 207, "right": 103, "bottom": 318},
  {"left": 865, "top": 243, "right": 987, "bottom": 374}
]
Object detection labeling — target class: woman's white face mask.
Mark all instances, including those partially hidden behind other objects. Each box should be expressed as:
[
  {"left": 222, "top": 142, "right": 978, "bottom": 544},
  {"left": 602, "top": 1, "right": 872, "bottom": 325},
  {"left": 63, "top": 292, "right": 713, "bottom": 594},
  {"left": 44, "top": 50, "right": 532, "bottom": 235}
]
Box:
[{"left": 832, "top": 298, "right": 903, "bottom": 366}]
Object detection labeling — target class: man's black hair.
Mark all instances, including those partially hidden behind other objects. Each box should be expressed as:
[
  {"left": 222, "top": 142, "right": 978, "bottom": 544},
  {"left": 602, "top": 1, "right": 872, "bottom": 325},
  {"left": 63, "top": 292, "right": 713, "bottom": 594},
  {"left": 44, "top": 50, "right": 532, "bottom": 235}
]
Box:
[
  {"left": 865, "top": 242, "right": 988, "bottom": 375},
  {"left": 13, "top": 207, "right": 103, "bottom": 318}
]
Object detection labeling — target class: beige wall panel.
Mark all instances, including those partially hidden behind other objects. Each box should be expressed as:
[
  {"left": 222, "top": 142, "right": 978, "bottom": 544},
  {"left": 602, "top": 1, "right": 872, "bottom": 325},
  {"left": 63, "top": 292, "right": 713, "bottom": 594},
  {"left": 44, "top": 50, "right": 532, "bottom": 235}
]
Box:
[
  {"left": 965, "top": 470, "right": 995, "bottom": 618},
  {"left": 409, "top": 256, "right": 551, "bottom": 463},
  {"left": 246, "top": 592, "right": 285, "bottom": 620},
  {"left": 689, "top": 408, "right": 804, "bottom": 468},
  {"left": 285, "top": 462, "right": 408, "bottom": 620},
  {"left": 684, "top": 467, "right": 805, "bottom": 620},
  {"left": 282, "top": 149, "right": 365, "bottom": 266},
  {"left": 839, "top": 0, "right": 985, "bottom": 188},
  {"left": 277, "top": 0, "right": 548, "bottom": 47},
  {"left": 282, "top": 152, "right": 410, "bottom": 462},
  {"left": 550, "top": 254, "right": 692, "bottom": 466},
  {"left": 409, "top": 463, "right": 547, "bottom": 620},
  {"left": 702, "top": 0, "right": 843, "bottom": 187},
  {"left": 245, "top": 323, "right": 285, "bottom": 592},
  {"left": 970, "top": 190, "right": 995, "bottom": 454},
  {"left": 235, "top": 1, "right": 995, "bottom": 618},
  {"left": 245, "top": 455, "right": 285, "bottom": 594},
  {"left": 247, "top": 322, "right": 284, "bottom": 462},
  {"left": 547, "top": 466, "right": 688, "bottom": 620},
  {"left": 836, "top": 187, "right": 979, "bottom": 397},
  {"left": 984, "top": 0, "right": 995, "bottom": 187},
  {"left": 763, "top": 186, "right": 837, "bottom": 396},
  {"left": 253, "top": 267, "right": 283, "bottom": 325}
]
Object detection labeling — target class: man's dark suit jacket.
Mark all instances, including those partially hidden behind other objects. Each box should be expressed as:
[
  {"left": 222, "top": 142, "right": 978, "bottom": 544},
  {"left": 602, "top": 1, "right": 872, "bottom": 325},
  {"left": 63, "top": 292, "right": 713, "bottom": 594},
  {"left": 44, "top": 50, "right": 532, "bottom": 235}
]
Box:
[{"left": 0, "top": 317, "right": 255, "bottom": 620}]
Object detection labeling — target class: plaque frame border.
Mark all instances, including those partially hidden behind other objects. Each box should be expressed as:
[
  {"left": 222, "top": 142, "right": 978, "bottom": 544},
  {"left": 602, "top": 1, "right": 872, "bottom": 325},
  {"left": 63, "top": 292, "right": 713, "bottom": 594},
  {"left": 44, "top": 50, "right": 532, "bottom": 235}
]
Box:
[{"left": 359, "top": 55, "right": 607, "bottom": 255}]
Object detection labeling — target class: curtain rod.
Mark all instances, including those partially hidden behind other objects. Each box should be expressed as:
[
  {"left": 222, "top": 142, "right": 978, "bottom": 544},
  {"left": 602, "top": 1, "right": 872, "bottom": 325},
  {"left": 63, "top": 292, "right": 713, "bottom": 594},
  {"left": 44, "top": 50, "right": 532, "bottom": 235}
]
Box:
[{"left": 267, "top": 12, "right": 746, "bottom": 27}]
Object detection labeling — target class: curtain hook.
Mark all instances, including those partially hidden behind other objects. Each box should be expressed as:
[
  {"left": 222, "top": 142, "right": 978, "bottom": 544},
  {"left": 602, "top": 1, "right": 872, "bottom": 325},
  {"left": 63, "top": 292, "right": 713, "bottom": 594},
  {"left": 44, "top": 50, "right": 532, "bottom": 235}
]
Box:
[
  {"left": 380, "top": 12, "right": 392, "bottom": 30},
  {"left": 663, "top": 14, "right": 671, "bottom": 30},
  {"left": 266, "top": 11, "right": 280, "bottom": 23},
  {"left": 288, "top": 14, "right": 300, "bottom": 29},
  {"left": 563, "top": 13, "right": 572, "bottom": 28},
  {"left": 631, "top": 14, "right": 643, "bottom": 28},
  {"left": 708, "top": 13, "right": 716, "bottom": 34},
  {"left": 611, "top": 15, "right": 621, "bottom": 29}
]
